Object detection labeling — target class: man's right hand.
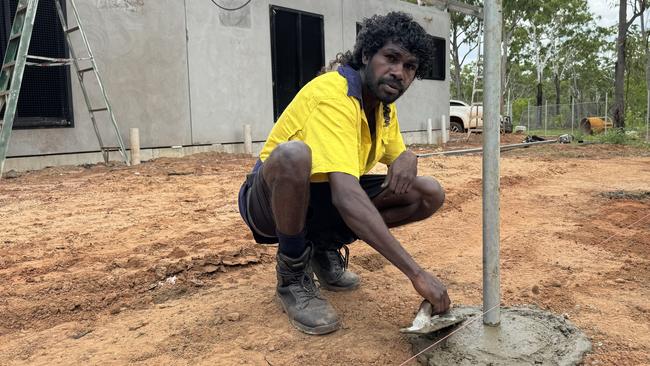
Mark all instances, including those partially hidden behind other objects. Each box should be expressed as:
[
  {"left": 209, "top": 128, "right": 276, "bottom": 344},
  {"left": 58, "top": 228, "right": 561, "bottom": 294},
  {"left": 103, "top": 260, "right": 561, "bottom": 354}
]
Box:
[{"left": 410, "top": 270, "right": 451, "bottom": 315}]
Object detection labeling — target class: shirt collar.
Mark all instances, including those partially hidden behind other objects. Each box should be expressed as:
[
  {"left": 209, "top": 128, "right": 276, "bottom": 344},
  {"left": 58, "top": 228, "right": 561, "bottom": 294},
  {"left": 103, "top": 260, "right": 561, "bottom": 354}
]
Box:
[{"left": 337, "top": 65, "right": 363, "bottom": 108}]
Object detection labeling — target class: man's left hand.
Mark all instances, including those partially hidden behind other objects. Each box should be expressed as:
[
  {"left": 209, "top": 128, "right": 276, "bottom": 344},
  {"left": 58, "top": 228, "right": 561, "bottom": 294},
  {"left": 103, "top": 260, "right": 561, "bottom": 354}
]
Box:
[{"left": 382, "top": 151, "right": 417, "bottom": 194}]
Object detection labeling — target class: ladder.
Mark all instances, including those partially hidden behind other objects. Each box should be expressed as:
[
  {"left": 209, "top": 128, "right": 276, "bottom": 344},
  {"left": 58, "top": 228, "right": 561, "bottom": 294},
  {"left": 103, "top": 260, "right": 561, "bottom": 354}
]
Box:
[
  {"left": 466, "top": 22, "right": 483, "bottom": 141},
  {"left": 0, "top": 0, "right": 129, "bottom": 175}
]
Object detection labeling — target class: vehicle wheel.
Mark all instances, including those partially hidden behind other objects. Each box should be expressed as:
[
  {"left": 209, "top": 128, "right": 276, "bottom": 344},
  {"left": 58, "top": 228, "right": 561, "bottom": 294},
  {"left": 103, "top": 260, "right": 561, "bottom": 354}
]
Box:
[{"left": 450, "top": 121, "right": 464, "bottom": 133}]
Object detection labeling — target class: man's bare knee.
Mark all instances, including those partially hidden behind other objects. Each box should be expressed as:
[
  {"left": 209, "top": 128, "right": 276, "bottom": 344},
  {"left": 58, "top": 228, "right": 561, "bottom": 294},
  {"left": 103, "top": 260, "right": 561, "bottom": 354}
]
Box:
[
  {"left": 417, "top": 177, "right": 445, "bottom": 217},
  {"left": 265, "top": 141, "right": 312, "bottom": 183}
]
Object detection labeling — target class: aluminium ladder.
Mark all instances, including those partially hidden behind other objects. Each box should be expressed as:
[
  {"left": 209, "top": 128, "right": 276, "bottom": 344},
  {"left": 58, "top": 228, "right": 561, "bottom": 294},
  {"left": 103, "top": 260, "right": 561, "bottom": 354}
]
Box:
[
  {"left": 466, "top": 22, "right": 484, "bottom": 141},
  {"left": 0, "top": 0, "right": 129, "bottom": 175}
]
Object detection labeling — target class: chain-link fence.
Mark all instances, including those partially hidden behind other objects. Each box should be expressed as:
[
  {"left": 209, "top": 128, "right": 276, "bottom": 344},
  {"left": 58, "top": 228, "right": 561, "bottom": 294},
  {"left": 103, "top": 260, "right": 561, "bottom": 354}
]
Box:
[{"left": 513, "top": 101, "right": 609, "bottom": 136}]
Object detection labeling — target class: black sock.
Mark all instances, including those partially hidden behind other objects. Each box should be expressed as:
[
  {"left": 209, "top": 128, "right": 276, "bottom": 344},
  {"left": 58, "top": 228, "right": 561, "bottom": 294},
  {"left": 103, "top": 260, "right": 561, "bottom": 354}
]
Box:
[{"left": 277, "top": 230, "right": 307, "bottom": 258}]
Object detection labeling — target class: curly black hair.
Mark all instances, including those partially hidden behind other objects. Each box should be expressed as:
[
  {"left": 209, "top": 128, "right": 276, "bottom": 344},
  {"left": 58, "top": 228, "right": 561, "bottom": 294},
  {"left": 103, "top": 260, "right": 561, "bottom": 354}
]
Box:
[{"left": 331, "top": 11, "right": 436, "bottom": 80}]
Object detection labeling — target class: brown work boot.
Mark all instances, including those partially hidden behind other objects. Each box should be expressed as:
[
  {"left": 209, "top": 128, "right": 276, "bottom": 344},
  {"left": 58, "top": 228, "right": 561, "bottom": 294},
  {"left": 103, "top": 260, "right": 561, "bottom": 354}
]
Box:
[
  {"left": 312, "top": 245, "right": 360, "bottom": 292},
  {"left": 276, "top": 246, "right": 340, "bottom": 335}
]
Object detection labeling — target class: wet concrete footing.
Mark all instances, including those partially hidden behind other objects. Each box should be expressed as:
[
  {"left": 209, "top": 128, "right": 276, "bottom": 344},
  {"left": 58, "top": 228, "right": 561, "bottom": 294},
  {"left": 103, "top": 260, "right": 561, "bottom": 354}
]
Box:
[{"left": 407, "top": 306, "right": 591, "bottom": 366}]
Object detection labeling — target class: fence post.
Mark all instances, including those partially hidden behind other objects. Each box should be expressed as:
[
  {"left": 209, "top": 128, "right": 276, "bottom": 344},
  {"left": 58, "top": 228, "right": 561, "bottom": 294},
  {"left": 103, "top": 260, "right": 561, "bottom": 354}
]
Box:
[
  {"left": 571, "top": 96, "right": 576, "bottom": 135},
  {"left": 544, "top": 100, "right": 548, "bottom": 136},
  {"left": 427, "top": 118, "right": 433, "bottom": 145},
  {"left": 646, "top": 93, "right": 650, "bottom": 141},
  {"left": 527, "top": 101, "right": 530, "bottom": 132},
  {"left": 604, "top": 93, "right": 608, "bottom": 133}
]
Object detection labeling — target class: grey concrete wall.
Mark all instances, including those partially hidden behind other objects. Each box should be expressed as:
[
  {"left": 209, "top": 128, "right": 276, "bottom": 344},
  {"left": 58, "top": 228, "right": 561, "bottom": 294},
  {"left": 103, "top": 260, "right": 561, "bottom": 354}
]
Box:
[
  {"left": 185, "top": 0, "right": 345, "bottom": 144},
  {"left": 6, "top": 0, "right": 448, "bottom": 158},
  {"left": 7, "top": 0, "right": 191, "bottom": 157}
]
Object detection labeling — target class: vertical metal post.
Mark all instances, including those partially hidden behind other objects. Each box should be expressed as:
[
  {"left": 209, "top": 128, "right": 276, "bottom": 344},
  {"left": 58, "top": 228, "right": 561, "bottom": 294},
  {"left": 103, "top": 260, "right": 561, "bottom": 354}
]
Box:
[
  {"left": 527, "top": 100, "right": 530, "bottom": 132},
  {"left": 427, "top": 118, "right": 433, "bottom": 145},
  {"left": 605, "top": 93, "right": 608, "bottom": 133},
  {"left": 645, "top": 91, "right": 650, "bottom": 141},
  {"left": 571, "top": 97, "right": 575, "bottom": 135},
  {"left": 482, "top": 0, "right": 502, "bottom": 326},
  {"left": 506, "top": 88, "right": 512, "bottom": 121},
  {"left": 544, "top": 100, "right": 548, "bottom": 136}
]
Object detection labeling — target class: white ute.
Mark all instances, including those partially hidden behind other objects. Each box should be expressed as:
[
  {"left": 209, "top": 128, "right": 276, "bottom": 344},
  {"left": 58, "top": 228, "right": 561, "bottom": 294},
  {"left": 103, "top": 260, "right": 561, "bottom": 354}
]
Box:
[
  {"left": 448, "top": 99, "right": 512, "bottom": 133},
  {"left": 449, "top": 99, "right": 482, "bottom": 132}
]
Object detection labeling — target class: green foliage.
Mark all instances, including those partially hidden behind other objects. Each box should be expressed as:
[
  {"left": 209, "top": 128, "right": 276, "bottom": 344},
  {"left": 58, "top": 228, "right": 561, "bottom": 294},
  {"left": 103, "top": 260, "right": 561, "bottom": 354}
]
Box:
[
  {"left": 512, "top": 98, "right": 532, "bottom": 125},
  {"left": 399, "top": 0, "right": 649, "bottom": 132},
  {"left": 592, "top": 129, "right": 642, "bottom": 145}
]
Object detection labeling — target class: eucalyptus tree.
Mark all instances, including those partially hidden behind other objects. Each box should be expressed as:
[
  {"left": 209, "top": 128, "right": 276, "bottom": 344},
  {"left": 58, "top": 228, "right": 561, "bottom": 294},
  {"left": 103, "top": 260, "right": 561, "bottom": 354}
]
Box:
[
  {"left": 613, "top": 0, "right": 647, "bottom": 128},
  {"left": 449, "top": 0, "right": 482, "bottom": 100},
  {"left": 514, "top": 0, "right": 594, "bottom": 124},
  {"left": 547, "top": 1, "right": 594, "bottom": 114}
]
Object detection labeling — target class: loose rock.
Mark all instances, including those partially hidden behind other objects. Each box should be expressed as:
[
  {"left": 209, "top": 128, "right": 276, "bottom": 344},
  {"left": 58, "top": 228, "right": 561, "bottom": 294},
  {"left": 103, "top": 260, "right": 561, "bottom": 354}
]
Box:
[
  {"left": 4, "top": 170, "right": 19, "bottom": 179},
  {"left": 226, "top": 312, "right": 241, "bottom": 321}
]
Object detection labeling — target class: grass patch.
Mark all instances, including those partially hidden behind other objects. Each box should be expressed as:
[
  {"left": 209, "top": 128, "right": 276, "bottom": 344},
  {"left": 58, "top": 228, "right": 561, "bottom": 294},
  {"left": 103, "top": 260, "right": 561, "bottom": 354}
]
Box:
[
  {"left": 587, "top": 129, "right": 650, "bottom": 147},
  {"left": 525, "top": 127, "right": 650, "bottom": 148},
  {"left": 600, "top": 190, "right": 650, "bottom": 201}
]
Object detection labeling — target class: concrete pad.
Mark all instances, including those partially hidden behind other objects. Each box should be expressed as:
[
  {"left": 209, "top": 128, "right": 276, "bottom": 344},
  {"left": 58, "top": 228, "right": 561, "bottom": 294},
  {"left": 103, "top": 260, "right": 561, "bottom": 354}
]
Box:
[{"left": 407, "top": 306, "right": 591, "bottom": 366}]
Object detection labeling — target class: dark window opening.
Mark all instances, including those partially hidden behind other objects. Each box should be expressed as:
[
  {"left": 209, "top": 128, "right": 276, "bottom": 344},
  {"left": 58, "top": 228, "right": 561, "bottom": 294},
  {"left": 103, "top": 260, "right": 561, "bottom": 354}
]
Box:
[
  {"left": 270, "top": 6, "right": 324, "bottom": 121},
  {"left": 355, "top": 22, "right": 445, "bottom": 82},
  {"left": 422, "top": 35, "right": 445, "bottom": 81},
  {"left": 0, "top": 0, "right": 73, "bottom": 129}
]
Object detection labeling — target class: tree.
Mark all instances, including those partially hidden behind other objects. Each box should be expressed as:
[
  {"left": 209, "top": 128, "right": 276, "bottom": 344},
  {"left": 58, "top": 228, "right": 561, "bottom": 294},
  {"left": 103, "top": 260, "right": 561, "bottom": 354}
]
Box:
[
  {"left": 502, "top": 0, "right": 538, "bottom": 114},
  {"left": 613, "top": 0, "right": 647, "bottom": 128},
  {"left": 449, "top": 0, "right": 481, "bottom": 100},
  {"left": 547, "top": 1, "right": 593, "bottom": 114},
  {"left": 511, "top": 0, "right": 595, "bottom": 124}
]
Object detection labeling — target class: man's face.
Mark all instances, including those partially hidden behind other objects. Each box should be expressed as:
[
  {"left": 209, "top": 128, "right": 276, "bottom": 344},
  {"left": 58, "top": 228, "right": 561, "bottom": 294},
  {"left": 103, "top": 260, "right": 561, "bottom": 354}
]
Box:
[{"left": 362, "top": 41, "right": 419, "bottom": 104}]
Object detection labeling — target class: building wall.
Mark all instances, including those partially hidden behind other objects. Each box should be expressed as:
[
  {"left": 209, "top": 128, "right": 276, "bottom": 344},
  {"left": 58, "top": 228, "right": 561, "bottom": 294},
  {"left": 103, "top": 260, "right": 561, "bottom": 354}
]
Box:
[
  {"left": 6, "top": 0, "right": 449, "bottom": 158},
  {"left": 8, "top": 0, "right": 192, "bottom": 157}
]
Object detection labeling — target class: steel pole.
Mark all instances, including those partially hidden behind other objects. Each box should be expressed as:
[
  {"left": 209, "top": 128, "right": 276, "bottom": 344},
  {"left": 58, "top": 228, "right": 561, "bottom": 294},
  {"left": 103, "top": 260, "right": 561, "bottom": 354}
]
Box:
[
  {"left": 544, "top": 100, "right": 548, "bottom": 136},
  {"left": 647, "top": 93, "right": 649, "bottom": 141},
  {"left": 527, "top": 100, "right": 530, "bottom": 132},
  {"left": 482, "top": 0, "right": 502, "bottom": 326},
  {"left": 605, "top": 93, "right": 608, "bottom": 133},
  {"left": 571, "top": 97, "right": 576, "bottom": 135}
]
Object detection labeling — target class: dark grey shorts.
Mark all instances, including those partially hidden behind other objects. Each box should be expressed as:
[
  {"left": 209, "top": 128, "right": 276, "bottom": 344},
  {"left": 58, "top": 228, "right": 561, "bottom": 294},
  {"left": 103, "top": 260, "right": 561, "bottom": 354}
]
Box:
[{"left": 237, "top": 159, "right": 386, "bottom": 246}]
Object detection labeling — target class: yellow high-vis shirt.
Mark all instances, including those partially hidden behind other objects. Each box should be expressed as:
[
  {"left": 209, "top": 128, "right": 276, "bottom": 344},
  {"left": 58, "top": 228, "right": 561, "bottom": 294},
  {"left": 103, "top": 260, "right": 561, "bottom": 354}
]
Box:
[{"left": 259, "top": 65, "right": 406, "bottom": 183}]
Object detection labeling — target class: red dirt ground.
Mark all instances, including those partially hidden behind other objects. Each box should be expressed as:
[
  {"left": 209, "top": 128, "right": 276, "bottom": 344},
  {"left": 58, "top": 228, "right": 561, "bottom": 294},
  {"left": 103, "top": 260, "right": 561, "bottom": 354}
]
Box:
[{"left": 1, "top": 136, "right": 649, "bottom": 365}]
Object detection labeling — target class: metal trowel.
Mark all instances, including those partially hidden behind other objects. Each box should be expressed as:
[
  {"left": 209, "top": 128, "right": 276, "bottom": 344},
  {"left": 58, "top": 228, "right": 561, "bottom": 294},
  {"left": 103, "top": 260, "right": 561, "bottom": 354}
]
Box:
[{"left": 400, "top": 301, "right": 467, "bottom": 335}]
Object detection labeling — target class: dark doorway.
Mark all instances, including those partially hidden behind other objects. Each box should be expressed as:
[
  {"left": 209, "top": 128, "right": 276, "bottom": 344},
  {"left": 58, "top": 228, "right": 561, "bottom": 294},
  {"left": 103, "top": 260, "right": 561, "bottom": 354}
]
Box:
[
  {"left": 270, "top": 6, "right": 324, "bottom": 120},
  {"left": 0, "top": 0, "right": 73, "bottom": 129}
]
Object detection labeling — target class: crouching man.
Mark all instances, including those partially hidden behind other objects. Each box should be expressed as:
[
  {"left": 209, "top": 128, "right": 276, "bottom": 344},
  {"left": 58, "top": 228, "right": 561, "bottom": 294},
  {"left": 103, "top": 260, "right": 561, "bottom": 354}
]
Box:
[{"left": 238, "top": 12, "right": 450, "bottom": 335}]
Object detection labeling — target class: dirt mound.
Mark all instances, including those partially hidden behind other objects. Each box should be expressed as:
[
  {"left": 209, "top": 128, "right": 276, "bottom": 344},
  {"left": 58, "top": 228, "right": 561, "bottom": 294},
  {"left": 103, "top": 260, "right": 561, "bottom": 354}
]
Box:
[{"left": 0, "top": 148, "right": 649, "bottom": 365}]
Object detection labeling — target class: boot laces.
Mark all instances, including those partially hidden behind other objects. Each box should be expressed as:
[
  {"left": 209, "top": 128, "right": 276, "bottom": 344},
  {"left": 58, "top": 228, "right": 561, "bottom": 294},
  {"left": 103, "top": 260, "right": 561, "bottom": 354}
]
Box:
[
  {"left": 298, "top": 271, "right": 319, "bottom": 300},
  {"left": 327, "top": 245, "right": 349, "bottom": 271},
  {"left": 278, "top": 263, "right": 321, "bottom": 300}
]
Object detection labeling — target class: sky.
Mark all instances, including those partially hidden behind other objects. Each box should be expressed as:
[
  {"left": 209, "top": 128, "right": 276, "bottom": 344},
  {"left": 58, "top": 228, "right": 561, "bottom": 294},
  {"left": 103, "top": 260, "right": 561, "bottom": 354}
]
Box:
[
  {"left": 588, "top": 0, "right": 618, "bottom": 28},
  {"left": 587, "top": 0, "right": 650, "bottom": 28}
]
